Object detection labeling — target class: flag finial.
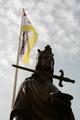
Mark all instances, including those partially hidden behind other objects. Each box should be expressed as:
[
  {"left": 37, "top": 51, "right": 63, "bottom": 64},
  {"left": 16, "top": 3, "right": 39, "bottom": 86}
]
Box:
[{"left": 23, "top": 8, "right": 26, "bottom": 16}]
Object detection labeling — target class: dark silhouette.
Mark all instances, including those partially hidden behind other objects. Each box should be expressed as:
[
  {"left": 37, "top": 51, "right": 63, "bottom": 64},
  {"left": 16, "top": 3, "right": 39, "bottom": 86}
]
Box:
[{"left": 10, "top": 45, "right": 75, "bottom": 120}]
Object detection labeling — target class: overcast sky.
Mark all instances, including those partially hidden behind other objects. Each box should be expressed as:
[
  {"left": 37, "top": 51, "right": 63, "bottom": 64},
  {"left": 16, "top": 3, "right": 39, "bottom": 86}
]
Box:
[{"left": 0, "top": 0, "right": 80, "bottom": 120}]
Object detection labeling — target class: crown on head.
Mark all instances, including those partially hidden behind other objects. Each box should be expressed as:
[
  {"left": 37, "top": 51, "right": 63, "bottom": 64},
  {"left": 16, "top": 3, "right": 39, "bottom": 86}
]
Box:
[{"left": 38, "top": 45, "right": 54, "bottom": 57}]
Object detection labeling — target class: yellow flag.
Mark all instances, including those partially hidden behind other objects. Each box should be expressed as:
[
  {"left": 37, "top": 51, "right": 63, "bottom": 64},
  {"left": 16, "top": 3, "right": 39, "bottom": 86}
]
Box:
[{"left": 20, "top": 9, "right": 38, "bottom": 63}]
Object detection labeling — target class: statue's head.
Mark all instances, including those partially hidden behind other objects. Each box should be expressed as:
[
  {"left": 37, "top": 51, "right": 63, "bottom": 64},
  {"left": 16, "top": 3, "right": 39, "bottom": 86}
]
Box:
[{"left": 35, "top": 45, "right": 54, "bottom": 78}]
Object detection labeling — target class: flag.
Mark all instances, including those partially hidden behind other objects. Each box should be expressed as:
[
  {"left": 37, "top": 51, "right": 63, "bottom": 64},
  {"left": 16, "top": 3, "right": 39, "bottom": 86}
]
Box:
[{"left": 20, "top": 9, "right": 38, "bottom": 63}]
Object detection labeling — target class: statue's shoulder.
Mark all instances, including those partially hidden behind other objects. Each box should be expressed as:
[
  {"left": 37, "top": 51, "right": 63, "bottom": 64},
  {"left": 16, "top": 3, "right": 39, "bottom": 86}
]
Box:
[
  {"left": 22, "top": 76, "right": 34, "bottom": 85},
  {"left": 25, "top": 76, "right": 34, "bottom": 81},
  {"left": 20, "top": 77, "right": 34, "bottom": 91}
]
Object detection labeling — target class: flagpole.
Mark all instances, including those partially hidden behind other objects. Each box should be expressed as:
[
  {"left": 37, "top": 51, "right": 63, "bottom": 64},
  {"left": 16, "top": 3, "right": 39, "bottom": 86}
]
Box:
[{"left": 11, "top": 9, "right": 24, "bottom": 108}]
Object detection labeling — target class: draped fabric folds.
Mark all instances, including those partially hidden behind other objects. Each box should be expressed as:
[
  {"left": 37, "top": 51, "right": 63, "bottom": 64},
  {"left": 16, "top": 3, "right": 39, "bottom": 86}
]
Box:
[{"left": 10, "top": 77, "right": 75, "bottom": 120}]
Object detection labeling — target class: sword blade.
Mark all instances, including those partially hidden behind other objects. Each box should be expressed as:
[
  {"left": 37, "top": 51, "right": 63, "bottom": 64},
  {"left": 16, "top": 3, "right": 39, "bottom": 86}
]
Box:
[{"left": 12, "top": 64, "right": 75, "bottom": 83}]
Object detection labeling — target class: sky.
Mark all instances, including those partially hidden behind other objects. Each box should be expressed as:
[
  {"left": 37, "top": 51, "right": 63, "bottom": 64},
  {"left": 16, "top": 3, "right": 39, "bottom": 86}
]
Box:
[{"left": 0, "top": 0, "right": 80, "bottom": 120}]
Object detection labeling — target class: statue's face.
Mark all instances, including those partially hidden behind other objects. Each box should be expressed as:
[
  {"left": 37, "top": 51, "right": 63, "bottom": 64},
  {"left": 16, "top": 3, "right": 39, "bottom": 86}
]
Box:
[{"left": 41, "top": 53, "right": 54, "bottom": 70}]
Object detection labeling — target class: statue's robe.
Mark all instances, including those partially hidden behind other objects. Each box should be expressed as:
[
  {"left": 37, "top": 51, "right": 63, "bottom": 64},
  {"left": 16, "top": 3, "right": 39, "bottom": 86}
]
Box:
[{"left": 10, "top": 77, "right": 75, "bottom": 120}]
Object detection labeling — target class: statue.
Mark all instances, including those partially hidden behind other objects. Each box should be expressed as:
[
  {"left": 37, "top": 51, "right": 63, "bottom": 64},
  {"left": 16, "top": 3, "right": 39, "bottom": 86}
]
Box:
[{"left": 10, "top": 45, "right": 75, "bottom": 120}]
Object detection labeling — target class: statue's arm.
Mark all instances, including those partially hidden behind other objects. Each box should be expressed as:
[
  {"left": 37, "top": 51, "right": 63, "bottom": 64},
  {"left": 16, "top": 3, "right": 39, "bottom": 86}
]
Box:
[{"left": 10, "top": 81, "right": 32, "bottom": 120}]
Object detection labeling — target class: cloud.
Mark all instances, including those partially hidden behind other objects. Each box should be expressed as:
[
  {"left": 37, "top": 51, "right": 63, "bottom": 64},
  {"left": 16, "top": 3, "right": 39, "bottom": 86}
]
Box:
[{"left": 0, "top": 0, "right": 80, "bottom": 120}]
